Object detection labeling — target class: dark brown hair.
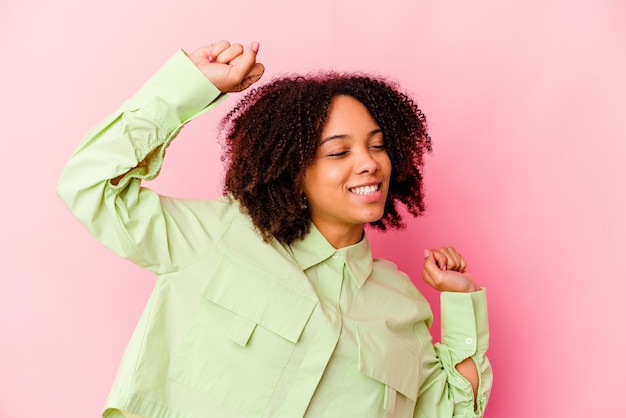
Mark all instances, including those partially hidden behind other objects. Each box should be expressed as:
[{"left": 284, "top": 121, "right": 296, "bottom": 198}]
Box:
[{"left": 219, "top": 71, "right": 432, "bottom": 244}]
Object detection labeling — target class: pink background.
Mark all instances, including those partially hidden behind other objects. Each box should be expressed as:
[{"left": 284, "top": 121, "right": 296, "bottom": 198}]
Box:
[{"left": 2, "top": 0, "right": 625, "bottom": 416}]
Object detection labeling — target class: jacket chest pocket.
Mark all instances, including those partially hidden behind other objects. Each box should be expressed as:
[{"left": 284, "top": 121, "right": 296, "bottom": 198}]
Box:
[
  {"left": 169, "top": 253, "right": 317, "bottom": 416},
  {"left": 355, "top": 325, "right": 421, "bottom": 417}
]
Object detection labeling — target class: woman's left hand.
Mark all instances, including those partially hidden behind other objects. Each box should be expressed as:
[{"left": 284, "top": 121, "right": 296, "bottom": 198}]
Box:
[{"left": 422, "top": 247, "right": 479, "bottom": 293}]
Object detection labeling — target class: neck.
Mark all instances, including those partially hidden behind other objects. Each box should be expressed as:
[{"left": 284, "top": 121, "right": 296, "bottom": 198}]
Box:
[{"left": 314, "top": 222, "right": 364, "bottom": 249}]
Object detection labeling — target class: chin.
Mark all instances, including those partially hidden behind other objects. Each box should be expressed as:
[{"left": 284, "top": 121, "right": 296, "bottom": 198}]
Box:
[{"left": 363, "top": 212, "right": 385, "bottom": 224}]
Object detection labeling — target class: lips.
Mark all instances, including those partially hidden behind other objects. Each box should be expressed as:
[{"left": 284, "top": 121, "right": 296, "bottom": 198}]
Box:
[{"left": 349, "top": 183, "right": 380, "bottom": 195}]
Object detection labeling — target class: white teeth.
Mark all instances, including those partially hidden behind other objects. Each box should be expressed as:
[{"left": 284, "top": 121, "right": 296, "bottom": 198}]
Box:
[{"left": 350, "top": 184, "right": 379, "bottom": 195}]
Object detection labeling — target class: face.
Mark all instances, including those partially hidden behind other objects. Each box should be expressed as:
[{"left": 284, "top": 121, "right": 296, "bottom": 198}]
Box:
[{"left": 302, "top": 95, "right": 392, "bottom": 247}]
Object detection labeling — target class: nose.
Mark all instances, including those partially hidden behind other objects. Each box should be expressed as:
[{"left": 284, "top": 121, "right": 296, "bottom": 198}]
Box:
[{"left": 355, "top": 148, "right": 379, "bottom": 174}]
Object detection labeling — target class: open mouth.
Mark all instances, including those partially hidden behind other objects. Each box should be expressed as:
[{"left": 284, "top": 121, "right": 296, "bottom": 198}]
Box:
[{"left": 349, "top": 184, "right": 380, "bottom": 195}]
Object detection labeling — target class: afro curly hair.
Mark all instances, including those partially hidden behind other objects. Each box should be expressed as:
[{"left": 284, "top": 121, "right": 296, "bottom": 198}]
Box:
[{"left": 219, "top": 71, "right": 432, "bottom": 245}]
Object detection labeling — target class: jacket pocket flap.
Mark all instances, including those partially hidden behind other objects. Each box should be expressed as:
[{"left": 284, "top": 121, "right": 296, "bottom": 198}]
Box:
[
  {"left": 202, "top": 253, "right": 317, "bottom": 344},
  {"left": 355, "top": 325, "right": 420, "bottom": 401}
]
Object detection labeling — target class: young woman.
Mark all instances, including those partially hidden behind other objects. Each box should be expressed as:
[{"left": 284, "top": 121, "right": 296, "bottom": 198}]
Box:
[{"left": 57, "top": 40, "right": 492, "bottom": 418}]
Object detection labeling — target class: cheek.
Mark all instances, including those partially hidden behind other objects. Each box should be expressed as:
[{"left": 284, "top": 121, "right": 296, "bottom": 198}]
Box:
[
  {"left": 379, "top": 154, "right": 392, "bottom": 177},
  {"left": 303, "top": 161, "right": 353, "bottom": 196},
  {"left": 302, "top": 168, "right": 332, "bottom": 197},
  {"left": 314, "top": 165, "right": 344, "bottom": 186}
]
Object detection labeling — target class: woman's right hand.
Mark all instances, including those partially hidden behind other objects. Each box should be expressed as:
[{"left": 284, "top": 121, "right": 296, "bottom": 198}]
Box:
[{"left": 187, "top": 40, "right": 265, "bottom": 93}]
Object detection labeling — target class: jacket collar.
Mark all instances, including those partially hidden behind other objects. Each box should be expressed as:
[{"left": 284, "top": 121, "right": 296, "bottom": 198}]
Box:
[{"left": 287, "top": 224, "right": 374, "bottom": 289}]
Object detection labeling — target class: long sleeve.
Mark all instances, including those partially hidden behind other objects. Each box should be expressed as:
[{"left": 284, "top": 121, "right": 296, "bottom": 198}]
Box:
[
  {"left": 414, "top": 289, "right": 492, "bottom": 417},
  {"left": 56, "top": 50, "right": 230, "bottom": 274}
]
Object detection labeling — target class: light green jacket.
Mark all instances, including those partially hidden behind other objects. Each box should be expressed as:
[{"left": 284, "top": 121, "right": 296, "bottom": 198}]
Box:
[{"left": 57, "top": 50, "right": 492, "bottom": 418}]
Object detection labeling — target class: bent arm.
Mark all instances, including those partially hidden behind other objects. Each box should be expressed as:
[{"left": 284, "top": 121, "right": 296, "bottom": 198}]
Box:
[
  {"left": 414, "top": 289, "right": 492, "bottom": 418},
  {"left": 56, "top": 50, "right": 229, "bottom": 273}
]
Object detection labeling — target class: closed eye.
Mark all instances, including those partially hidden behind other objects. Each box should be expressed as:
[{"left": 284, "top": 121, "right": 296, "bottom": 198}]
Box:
[
  {"left": 369, "top": 143, "right": 387, "bottom": 153},
  {"left": 327, "top": 151, "right": 349, "bottom": 157}
]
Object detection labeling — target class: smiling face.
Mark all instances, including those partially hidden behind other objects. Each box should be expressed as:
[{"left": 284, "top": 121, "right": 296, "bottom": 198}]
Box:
[{"left": 301, "top": 95, "right": 392, "bottom": 248}]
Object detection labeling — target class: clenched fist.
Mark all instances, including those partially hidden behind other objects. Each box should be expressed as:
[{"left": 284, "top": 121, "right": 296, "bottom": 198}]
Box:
[
  {"left": 422, "top": 247, "right": 479, "bottom": 293},
  {"left": 187, "top": 40, "right": 265, "bottom": 93}
]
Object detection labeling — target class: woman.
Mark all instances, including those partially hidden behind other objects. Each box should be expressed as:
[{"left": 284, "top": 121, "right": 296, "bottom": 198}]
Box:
[{"left": 57, "top": 40, "right": 492, "bottom": 418}]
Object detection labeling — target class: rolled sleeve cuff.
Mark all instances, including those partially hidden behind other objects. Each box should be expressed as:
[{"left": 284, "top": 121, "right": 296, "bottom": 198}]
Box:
[{"left": 440, "top": 288, "right": 489, "bottom": 360}]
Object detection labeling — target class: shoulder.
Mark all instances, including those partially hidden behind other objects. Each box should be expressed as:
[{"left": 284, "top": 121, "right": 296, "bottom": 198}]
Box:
[
  {"left": 161, "top": 194, "right": 242, "bottom": 223},
  {"left": 360, "top": 257, "right": 433, "bottom": 329},
  {"left": 371, "top": 257, "right": 431, "bottom": 306},
  {"left": 372, "top": 258, "right": 413, "bottom": 289}
]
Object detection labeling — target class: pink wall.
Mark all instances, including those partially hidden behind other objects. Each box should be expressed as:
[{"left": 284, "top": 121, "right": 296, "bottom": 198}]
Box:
[{"left": 2, "top": 0, "right": 625, "bottom": 416}]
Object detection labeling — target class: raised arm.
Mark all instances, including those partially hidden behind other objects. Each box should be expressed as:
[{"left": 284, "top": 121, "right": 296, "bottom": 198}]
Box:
[{"left": 56, "top": 41, "right": 264, "bottom": 274}]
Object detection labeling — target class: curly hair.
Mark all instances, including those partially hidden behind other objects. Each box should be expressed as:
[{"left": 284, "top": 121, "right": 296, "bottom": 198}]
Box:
[{"left": 219, "top": 71, "right": 432, "bottom": 245}]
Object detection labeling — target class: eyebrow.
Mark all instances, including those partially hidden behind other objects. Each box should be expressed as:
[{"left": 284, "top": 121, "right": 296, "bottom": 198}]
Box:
[{"left": 319, "top": 128, "right": 383, "bottom": 146}]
